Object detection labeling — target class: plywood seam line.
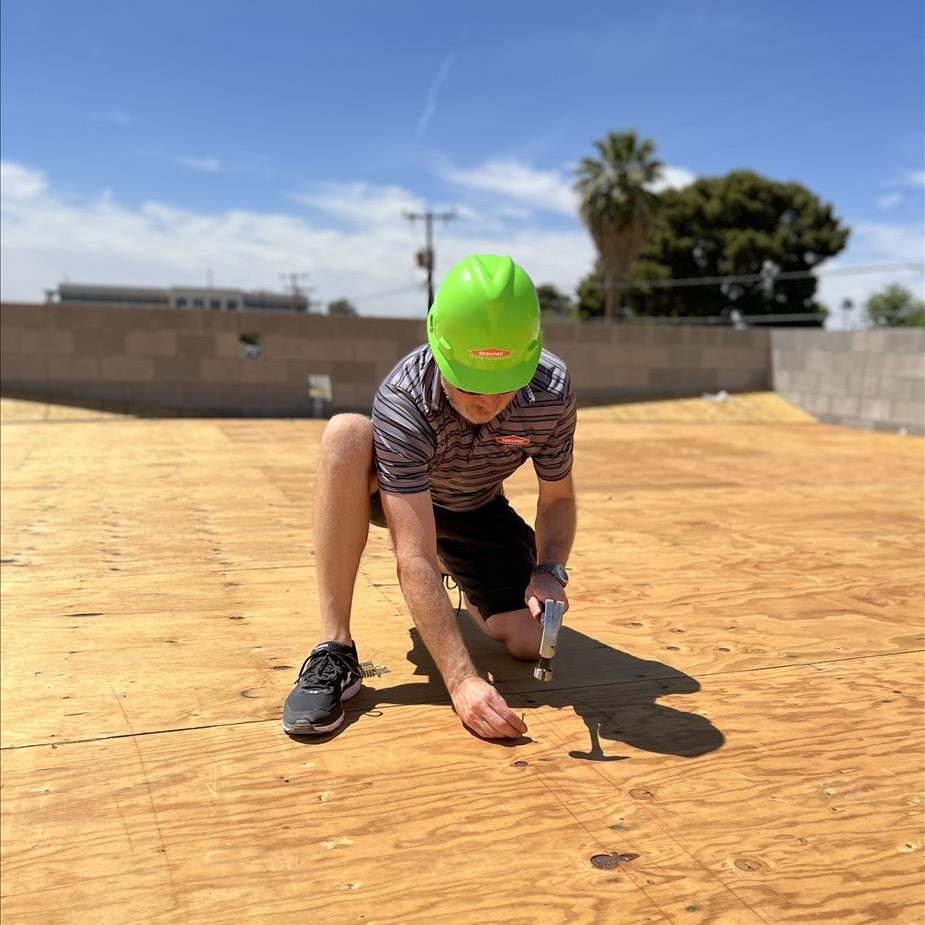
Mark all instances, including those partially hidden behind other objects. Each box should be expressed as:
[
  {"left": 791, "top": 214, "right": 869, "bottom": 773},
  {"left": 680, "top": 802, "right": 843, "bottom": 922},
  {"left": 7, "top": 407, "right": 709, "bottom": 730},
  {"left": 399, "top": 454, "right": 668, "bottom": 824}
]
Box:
[
  {"left": 531, "top": 770, "right": 675, "bottom": 925},
  {"left": 514, "top": 710, "right": 676, "bottom": 923},
  {"left": 524, "top": 704, "right": 772, "bottom": 925},
  {"left": 492, "top": 648, "right": 925, "bottom": 691},
  {"left": 108, "top": 683, "right": 181, "bottom": 912},
  {"left": 547, "top": 694, "right": 774, "bottom": 925},
  {"left": 0, "top": 563, "right": 322, "bottom": 584},
  {"left": 5, "top": 648, "right": 921, "bottom": 753},
  {"left": 677, "top": 647, "right": 925, "bottom": 678}
]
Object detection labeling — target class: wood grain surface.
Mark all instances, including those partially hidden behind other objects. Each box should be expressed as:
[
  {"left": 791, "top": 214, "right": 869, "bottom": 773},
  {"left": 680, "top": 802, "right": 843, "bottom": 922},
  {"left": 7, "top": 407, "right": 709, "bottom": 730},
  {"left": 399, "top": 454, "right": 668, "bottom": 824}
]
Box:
[{"left": 1, "top": 395, "right": 922, "bottom": 923}]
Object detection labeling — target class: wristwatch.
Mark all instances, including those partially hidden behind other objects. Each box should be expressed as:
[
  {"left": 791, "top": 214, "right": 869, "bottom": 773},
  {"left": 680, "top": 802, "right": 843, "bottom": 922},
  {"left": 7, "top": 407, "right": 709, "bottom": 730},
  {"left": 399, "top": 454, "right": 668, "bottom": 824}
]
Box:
[{"left": 532, "top": 562, "right": 569, "bottom": 588}]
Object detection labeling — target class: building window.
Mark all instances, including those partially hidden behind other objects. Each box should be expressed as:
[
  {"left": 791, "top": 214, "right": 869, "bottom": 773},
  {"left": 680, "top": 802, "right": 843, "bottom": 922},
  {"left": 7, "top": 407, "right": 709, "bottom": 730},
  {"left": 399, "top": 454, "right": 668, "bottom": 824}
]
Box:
[
  {"left": 193, "top": 298, "right": 204, "bottom": 308},
  {"left": 226, "top": 300, "right": 239, "bottom": 310},
  {"left": 240, "top": 333, "right": 263, "bottom": 359},
  {"left": 209, "top": 299, "right": 221, "bottom": 309},
  {"left": 176, "top": 298, "right": 188, "bottom": 308}
]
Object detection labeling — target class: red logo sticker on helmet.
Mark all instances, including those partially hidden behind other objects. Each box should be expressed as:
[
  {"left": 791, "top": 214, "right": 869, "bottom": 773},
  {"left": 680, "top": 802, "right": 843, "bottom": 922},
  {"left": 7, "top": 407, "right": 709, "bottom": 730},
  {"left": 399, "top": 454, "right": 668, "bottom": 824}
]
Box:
[
  {"left": 469, "top": 348, "right": 513, "bottom": 359},
  {"left": 496, "top": 435, "right": 531, "bottom": 446}
]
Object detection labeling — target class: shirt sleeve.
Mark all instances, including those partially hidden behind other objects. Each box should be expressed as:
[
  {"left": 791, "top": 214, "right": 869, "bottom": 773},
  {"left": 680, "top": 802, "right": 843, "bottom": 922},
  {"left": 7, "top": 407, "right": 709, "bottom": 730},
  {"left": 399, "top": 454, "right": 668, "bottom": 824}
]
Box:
[
  {"left": 371, "top": 380, "right": 436, "bottom": 495},
  {"left": 531, "top": 373, "right": 577, "bottom": 482}
]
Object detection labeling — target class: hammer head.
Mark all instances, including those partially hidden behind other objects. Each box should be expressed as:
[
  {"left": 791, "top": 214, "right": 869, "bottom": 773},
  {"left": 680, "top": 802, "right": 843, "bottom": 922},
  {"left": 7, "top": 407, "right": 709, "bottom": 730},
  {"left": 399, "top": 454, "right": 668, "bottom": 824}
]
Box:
[{"left": 533, "top": 599, "right": 565, "bottom": 682}]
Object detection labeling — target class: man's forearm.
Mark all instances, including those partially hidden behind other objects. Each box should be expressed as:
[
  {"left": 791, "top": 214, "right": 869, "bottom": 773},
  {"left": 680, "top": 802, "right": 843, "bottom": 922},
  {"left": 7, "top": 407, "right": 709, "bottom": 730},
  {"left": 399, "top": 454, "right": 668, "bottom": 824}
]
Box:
[
  {"left": 396, "top": 555, "right": 478, "bottom": 694},
  {"left": 535, "top": 497, "right": 577, "bottom": 564}
]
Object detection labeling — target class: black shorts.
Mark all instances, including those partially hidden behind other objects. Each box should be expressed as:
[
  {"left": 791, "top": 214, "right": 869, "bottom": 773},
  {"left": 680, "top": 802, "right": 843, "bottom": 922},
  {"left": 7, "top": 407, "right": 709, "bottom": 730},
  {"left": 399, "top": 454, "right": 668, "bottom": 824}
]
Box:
[{"left": 370, "top": 491, "right": 536, "bottom": 620}]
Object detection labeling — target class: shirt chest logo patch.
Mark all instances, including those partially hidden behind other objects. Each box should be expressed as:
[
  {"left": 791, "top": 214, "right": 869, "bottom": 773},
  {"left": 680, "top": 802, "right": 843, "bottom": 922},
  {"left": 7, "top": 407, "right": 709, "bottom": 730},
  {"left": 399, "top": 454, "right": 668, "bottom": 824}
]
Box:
[{"left": 496, "top": 435, "right": 531, "bottom": 447}]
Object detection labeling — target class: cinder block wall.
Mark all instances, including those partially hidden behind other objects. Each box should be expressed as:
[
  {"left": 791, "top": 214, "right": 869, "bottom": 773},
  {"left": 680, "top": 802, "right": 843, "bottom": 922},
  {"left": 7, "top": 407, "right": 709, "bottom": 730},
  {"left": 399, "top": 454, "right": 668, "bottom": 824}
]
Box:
[
  {"left": 0, "top": 303, "right": 772, "bottom": 416},
  {"left": 0, "top": 303, "right": 424, "bottom": 416},
  {"left": 772, "top": 329, "right": 924, "bottom": 434}
]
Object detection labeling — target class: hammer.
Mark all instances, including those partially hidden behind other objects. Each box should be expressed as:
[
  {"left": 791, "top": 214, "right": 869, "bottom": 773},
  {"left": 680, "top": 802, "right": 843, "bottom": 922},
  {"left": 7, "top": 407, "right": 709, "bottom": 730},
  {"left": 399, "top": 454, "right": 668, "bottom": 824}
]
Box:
[{"left": 534, "top": 598, "right": 566, "bottom": 682}]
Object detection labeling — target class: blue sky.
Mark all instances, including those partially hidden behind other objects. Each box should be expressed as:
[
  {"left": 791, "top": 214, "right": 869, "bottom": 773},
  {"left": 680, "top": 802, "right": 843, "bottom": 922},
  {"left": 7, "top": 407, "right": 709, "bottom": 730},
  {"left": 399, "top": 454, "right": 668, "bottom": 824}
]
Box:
[{"left": 2, "top": 0, "right": 922, "bottom": 324}]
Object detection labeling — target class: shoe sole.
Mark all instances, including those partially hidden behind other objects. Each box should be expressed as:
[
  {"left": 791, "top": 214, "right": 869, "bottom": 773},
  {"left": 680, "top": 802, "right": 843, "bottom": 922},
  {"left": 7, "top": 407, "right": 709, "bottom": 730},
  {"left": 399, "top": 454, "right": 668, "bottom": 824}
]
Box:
[{"left": 281, "top": 675, "right": 363, "bottom": 735}]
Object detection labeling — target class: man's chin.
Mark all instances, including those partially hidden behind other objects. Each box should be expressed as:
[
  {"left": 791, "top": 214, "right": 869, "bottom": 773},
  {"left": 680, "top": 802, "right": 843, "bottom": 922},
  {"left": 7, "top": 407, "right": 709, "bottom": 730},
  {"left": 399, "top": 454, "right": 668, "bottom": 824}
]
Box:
[{"left": 462, "top": 410, "right": 496, "bottom": 424}]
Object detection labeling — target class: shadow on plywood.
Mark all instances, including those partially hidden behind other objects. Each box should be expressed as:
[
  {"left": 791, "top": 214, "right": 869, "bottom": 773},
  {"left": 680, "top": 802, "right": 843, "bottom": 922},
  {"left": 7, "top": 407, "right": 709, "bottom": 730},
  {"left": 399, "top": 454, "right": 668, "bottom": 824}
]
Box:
[{"left": 290, "top": 616, "right": 725, "bottom": 762}]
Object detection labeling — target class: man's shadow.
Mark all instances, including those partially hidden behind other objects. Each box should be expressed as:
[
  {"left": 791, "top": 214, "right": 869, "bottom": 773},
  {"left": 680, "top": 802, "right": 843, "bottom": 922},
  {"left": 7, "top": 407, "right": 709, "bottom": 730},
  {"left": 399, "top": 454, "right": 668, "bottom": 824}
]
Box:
[{"left": 293, "top": 614, "right": 724, "bottom": 761}]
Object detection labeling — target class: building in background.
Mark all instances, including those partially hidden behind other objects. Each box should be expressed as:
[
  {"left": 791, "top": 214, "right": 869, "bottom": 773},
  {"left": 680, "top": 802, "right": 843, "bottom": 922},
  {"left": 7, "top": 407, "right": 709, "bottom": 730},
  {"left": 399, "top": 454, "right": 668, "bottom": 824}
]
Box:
[{"left": 48, "top": 283, "right": 309, "bottom": 313}]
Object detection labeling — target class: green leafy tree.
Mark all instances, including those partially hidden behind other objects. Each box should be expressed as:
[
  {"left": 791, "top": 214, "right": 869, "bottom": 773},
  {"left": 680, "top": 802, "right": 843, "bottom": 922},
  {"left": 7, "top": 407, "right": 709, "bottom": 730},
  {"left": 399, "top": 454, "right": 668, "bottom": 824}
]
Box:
[
  {"left": 574, "top": 265, "right": 605, "bottom": 320},
  {"left": 581, "top": 170, "right": 849, "bottom": 325},
  {"left": 864, "top": 284, "right": 925, "bottom": 327},
  {"left": 536, "top": 283, "right": 574, "bottom": 319},
  {"left": 327, "top": 298, "right": 358, "bottom": 317},
  {"left": 574, "top": 131, "right": 663, "bottom": 321}
]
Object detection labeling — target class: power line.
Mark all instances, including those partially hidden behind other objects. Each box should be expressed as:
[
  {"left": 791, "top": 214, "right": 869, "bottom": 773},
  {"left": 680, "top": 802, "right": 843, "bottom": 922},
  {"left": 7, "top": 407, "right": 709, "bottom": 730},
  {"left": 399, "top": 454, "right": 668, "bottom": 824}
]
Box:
[
  {"left": 324, "top": 262, "right": 923, "bottom": 316},
  {"left": 350, "top": 284, "right": 423, "bottom": 304},
  {"left": 583, "top": 261, "right": 924, "bottom": 292}
]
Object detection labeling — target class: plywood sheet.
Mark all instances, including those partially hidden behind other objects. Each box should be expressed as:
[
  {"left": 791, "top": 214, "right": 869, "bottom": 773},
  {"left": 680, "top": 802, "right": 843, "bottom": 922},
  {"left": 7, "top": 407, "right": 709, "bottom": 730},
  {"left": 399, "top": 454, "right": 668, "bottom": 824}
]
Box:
[
  {"left": 2, "top": 658, "right": 921, "bottom": 925},
  {"left": 2, "top": 405, "right": 923, "bottom": 924},
  {"left": 576, "top": 391, "right": 816, "bottom": 424}
]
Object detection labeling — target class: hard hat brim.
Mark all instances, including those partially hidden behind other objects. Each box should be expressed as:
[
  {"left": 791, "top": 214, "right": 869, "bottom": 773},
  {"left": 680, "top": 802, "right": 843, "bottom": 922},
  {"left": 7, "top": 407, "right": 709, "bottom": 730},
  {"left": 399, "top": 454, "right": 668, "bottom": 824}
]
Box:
[{"left": 428, "top": 336, "right": 542, "bottom": 395}]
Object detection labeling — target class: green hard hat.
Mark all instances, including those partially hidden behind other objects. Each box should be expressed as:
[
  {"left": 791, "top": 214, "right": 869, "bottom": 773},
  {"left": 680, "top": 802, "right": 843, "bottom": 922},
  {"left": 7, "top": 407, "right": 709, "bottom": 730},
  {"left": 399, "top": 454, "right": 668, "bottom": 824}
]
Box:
[{"left": 427, "top": 254, "right": 543, "bottom": 395}]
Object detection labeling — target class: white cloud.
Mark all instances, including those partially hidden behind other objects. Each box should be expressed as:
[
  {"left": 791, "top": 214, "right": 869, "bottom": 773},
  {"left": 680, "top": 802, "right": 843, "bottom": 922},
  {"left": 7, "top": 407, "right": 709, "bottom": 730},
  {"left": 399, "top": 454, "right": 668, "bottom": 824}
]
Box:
[
  {"left": 0, "top": 160, "right": 595, "bottom": 317},
  {"left": 441, "top": 159, "right": 578, "bottom": 215},
  {"left": 816, "top": 222, "right": 925, "bottom": 329},
  {"left": 435, "top": 230, "right": 594, "bottom": 294},
  {"left": 647, "top": 165, "right": 697, "bottom": 193},
  {"left": 292, "top": 181, "right": 426, "bottom": 227},
  {"left": 498, "top": 204, "right": 533, "bottom": 222},
  {"left": 902, "top": 169, "right": 925, "bottom": 187},
  {"left": 175, "top": 156, "right": 222, "bottom": 172},
  {"left": 875, "top": 192, "right": 902, "bottom": 210},
  {"left": 440, "top": 157, "right": 697, "bottom": 214},
  {"left": 852, "top": 222, "right": 925, "bottom": 264},
  {"left": 0, "top": 162, "right": 48, "bottom": 199},
  {"left": 416, "top": 53, "right": 455, "bottom": 137}
]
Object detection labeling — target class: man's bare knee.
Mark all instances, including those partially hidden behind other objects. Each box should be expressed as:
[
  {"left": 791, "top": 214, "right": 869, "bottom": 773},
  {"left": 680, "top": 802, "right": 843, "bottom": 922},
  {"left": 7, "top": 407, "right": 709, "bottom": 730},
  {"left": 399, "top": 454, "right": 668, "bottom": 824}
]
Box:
[
  {"left": 486, "top": 609, "right": 542, "bottom": 661},
  {"left": 320, "top": 415, "right": 374, "bottom": 465},
  {"left": 322, "top": 414, "right": 372, "bottom": 448}
]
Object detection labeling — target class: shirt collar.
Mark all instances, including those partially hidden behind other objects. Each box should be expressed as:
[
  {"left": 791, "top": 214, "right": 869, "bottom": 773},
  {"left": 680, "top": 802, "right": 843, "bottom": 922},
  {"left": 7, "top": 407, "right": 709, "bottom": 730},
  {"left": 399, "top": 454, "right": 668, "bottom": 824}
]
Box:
[{"left": 423, "top": 346, "right": 444, "bottom": 415}]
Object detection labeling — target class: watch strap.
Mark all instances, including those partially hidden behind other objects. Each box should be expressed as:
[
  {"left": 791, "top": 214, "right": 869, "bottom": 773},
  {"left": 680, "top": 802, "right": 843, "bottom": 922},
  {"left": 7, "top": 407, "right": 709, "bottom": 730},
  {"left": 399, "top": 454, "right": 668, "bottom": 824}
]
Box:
[{"left": 532, "top": 562, "right": 568, "bottom": 587}]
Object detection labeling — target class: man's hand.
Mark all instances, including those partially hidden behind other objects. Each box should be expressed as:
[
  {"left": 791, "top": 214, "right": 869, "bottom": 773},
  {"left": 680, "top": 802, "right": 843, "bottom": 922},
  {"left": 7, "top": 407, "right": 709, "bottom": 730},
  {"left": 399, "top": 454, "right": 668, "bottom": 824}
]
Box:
[
  {"left": 450, "top": 676, "right": 527, "bottom": 739},
  {"left": 525, "top": 572, "right": 569, "bottom": 622}
]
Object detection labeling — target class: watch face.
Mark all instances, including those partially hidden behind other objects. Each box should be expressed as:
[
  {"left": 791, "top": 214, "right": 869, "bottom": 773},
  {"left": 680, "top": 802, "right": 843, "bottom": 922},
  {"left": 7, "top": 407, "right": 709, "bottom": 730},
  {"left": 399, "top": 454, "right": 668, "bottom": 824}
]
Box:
[{"left": 546, "top": 564, "right": 568, "bottom": 586}]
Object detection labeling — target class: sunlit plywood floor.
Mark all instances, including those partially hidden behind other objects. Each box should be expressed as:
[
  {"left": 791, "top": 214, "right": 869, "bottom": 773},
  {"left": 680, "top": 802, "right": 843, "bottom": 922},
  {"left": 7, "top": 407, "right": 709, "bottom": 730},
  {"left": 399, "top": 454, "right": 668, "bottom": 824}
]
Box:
[{"left": 1, "top": 393, "right": 923, "bottom": 925}]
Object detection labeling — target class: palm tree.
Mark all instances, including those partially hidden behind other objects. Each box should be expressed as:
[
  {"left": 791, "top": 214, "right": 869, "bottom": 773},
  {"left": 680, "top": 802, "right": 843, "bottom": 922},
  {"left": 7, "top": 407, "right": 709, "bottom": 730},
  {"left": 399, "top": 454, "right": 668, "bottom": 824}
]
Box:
[{"left": 574, "top": 131, "right": 663, "bottom": 321}]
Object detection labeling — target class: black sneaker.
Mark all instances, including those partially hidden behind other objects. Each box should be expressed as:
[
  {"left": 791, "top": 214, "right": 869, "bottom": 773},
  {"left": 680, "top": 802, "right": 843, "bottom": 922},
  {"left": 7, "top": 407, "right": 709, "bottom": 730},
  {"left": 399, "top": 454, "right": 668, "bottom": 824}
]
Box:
[{"left": 282, "top": 641, "right": 363, "bottom": 735}]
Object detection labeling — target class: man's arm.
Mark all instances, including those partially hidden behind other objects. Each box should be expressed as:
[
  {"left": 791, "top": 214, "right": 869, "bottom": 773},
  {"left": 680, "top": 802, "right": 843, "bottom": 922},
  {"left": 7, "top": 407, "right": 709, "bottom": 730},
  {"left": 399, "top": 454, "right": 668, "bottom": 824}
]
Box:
[
  {"left": 535, "top": 472, "right": 577, "bottom": 564},
  {"left": 379, "top": 488, "right": 526, "bottom": 739},
  {"left": 525, "top": 473, "right": 577, "bottom": 620}
]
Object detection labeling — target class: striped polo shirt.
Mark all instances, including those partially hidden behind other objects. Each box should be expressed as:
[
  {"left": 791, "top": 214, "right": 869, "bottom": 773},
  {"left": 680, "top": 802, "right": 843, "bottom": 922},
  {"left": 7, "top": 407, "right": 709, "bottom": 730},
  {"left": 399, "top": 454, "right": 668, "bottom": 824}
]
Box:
[{"left": 372, "top": 344, "right": 576, "bottom": 512}]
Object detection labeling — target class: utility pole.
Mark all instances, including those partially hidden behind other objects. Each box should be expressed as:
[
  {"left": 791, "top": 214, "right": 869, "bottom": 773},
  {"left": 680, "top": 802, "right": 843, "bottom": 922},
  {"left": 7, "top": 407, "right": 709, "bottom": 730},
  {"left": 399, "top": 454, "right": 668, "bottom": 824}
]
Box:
[
  {"left": 403, "top": 209, "right": 457, "bottom": 312},
  {"left": 279, "top": 272, "right": 312, "bottom": 313}
]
